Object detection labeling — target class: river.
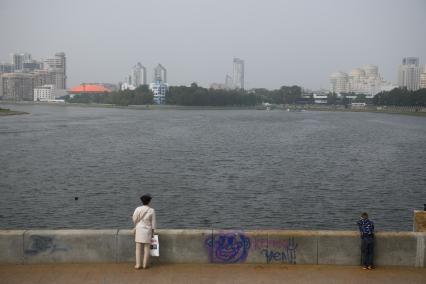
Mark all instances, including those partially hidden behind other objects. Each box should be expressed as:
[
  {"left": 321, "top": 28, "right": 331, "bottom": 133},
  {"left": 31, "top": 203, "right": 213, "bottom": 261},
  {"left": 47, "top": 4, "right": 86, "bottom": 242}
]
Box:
[{"left": 0, "top": 103, "right": 425, "bottom": 231}]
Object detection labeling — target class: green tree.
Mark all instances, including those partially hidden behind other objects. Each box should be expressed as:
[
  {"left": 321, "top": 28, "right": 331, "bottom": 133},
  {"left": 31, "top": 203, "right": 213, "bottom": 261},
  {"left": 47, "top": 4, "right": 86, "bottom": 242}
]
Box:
[
  {"left": 327, "top": 92, "right": 338, "bottom": 105},
  {"left": 373, "top": 88, "right": 426, "bottom": 106}
]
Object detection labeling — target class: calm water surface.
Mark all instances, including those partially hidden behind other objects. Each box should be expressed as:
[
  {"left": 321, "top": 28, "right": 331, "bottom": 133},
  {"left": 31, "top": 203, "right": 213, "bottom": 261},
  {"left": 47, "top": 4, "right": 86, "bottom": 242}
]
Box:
[{"left": 1, "top": 104, "right": 425, "bottom": 231}]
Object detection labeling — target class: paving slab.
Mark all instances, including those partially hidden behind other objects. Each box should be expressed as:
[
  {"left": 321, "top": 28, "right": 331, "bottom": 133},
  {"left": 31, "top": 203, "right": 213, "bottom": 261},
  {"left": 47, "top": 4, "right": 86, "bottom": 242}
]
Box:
[{"left": 1, "top": 263, "right": 425, "bottom": 284}]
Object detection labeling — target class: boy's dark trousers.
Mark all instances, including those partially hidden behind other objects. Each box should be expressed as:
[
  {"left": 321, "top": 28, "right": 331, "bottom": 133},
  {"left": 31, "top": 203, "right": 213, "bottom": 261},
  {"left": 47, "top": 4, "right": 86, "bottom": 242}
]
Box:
[{"left": 361, "top": 237, "right": 374, "bottom": 266}]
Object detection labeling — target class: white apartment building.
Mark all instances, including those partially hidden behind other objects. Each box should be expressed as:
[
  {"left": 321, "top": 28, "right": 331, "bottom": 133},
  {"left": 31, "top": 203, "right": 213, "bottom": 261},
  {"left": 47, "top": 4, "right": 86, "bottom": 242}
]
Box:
[
  {"left": 420, "top": 67, "right": 426, "bottom": 89},
  {"left": 132, "top": 62, "right": 147, "bottom": 87},
  {"left": 44, "top": 52, "right": 67, "bottom": 89},
  {"left": 1, "top": 72, "right": 34, "bottom": 100},
  {"left": 398, "top": 57, "right": 421, "bottom": 91},
  {"left": 34, "top": 84, "right": 56, "bottom": 101},
  {"left": 149, "top": 81, "right": 168, "bottom": 104},
  {"left": 225, "top": 74, "right": 233, "bottom": 89},
  {"left": 330, "top": 64, "right": 397, "bottom": 96},
  {"left": 154, "top": 64, "right": 167, "bottom": 83},
  {"left": 11, "top": 53, "right": 31, "bottom": 71},
  {"left": 233, "top": 58, "right": 244, "bottom": 89},
  {"left": 329, "top": 71, "right": 349, "bottom": 93}
]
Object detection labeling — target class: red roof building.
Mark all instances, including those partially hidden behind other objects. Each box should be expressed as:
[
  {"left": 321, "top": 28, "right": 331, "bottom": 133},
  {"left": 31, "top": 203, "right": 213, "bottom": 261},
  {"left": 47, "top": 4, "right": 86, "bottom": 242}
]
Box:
[{"left": 68, "top": 84, "right": 111, "bottom": 94}]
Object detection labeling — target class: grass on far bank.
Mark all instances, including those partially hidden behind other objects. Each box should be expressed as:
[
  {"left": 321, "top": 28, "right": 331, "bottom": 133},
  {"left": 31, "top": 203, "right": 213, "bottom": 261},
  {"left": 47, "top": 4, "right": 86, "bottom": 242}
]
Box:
[
  {"left": 0, "top": 107, "right": 28, "bottom": 116},
  {"left": 1, "top": 101, "right": 426, "bottom": 117},
  {"left": 312, "top": 108, "right": 426, "bottom": 117}
]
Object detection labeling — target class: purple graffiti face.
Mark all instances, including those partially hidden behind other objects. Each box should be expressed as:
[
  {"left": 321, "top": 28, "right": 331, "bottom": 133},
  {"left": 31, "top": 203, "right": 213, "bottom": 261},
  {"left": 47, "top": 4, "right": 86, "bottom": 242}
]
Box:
[{"left": 205, "top": 232, "right": 251, "bottom": 263}]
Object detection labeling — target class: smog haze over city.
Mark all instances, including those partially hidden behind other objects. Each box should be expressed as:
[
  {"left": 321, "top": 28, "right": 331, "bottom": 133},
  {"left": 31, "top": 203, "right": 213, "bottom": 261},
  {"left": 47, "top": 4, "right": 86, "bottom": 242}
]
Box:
[
  {"left": 1, "top": 0, "right": 426, "bottom": 237},
  {"left": 1, "top": 0, "right": 425, "bottom": 90}
]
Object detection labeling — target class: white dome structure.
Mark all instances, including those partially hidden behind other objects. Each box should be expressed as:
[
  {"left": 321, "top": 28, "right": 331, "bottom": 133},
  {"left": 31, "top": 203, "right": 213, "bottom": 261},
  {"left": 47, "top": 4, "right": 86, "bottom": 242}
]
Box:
[
  {"left": 363, "top": 64, "right": 379, "bottom": 78},
  {"left": 349, "top": 68, "right": 366, "bottom": 78},
  {"left": 330, "top": 71, "right": 348, "bottom": 79},
  {"left": 348, "top": 68, "right": 366, "bottom": 94},
  {"left": 330, "top": 64, "right": 391, "bottom": 96},
  {"left": 330, "top": 71, "right": 349, "bottom": 93}
]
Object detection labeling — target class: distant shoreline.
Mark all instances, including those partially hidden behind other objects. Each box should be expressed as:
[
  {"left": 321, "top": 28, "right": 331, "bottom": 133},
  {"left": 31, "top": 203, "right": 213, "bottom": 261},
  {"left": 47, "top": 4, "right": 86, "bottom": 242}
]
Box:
[
  {"left": 301, "top": 107, "right": 426, "bottom": 117},
  {"left": 0, "top": 101, "right": 259, "bottom": 110},
  {"left": 1, "top": 100, "right": 426, "bottom": 117},
  {"left": 0, "top": 107, "right": 28, "bottom": 116}
]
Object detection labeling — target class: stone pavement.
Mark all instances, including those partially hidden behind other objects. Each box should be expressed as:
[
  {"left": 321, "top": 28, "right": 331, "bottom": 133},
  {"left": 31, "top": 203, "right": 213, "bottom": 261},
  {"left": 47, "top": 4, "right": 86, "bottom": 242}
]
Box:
[{"left": 0, "top": 263, "right": 425, "bottom": 284}]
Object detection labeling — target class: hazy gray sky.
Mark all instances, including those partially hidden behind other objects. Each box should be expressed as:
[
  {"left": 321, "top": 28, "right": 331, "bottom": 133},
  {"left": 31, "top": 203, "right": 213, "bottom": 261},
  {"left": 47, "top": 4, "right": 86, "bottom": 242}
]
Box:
[{"left": 1, "top": 0, "right": 425, "bottom": 90}]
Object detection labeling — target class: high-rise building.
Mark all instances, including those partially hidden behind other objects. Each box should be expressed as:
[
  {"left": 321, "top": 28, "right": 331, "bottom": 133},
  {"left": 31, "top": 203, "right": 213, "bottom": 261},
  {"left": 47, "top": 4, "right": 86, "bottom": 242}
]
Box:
[
  {"left": 225, "top": 74, "right": 233, "bottom": 89},
  {"left": 402, "top": 57, "right": 419, "bottom": 66},
  {"left": 150, "top": 64, "right": 168, "bottom": 104},
  {"left": 154, "top": 64, "right": 167, "bottom": 83},
  {"left": 398, "top": 57, "right": 421, "bottom": 91},
  {"left": 420, "top": 66, "right": 426, "bottom": 89},
  {"left": 329, "top": 71, "right": 349, "bottom": 93},
  {"left": 232, "top": 58, "right": 244, "bottom": 89},
  {"left": 1, "top": 73, "right": 34, "bottom": 101},
  {"left": 149, "top": 81, "right": 168, "bottom": 104},
  {"left": 0, "top": 62, "right": 13, "bottom": 73},
  {"left": 11, "top": 53, "right": 31, "bottom": 71},
  {"left": 32, "top": 69, "right": 56, "bottom": 88},
  {"left": 0, "top": 52, "right": 66, "bottom": 101},
  {"left": 23, "top": 60, "right": 43, "bottom": 71},
  {"left": 44, "top": 52, "right": 67, "bottom": 89},
  {"left": 132, "top": 62, "right": 147, "bottom": 87}
]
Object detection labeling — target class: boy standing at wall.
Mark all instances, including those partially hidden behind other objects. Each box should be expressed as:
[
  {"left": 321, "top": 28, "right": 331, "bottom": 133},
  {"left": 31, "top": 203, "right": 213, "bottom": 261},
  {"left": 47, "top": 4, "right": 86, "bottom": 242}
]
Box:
[{"left": 357, "top": 212, "right": 375, "bottom": 270}]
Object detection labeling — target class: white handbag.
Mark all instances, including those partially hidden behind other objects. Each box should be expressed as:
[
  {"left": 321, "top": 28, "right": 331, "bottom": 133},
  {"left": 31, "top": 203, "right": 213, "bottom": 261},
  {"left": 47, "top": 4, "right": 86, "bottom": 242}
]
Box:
[{"left": 150, "top": 235, "right": 160, "bottom": 257}]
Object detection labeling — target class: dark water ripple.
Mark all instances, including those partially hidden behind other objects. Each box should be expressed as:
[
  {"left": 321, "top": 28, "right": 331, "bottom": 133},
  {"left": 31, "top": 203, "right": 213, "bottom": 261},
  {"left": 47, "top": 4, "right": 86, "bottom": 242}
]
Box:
[{"left": 0, "top": 104, "right": 425, "bottom": 231}]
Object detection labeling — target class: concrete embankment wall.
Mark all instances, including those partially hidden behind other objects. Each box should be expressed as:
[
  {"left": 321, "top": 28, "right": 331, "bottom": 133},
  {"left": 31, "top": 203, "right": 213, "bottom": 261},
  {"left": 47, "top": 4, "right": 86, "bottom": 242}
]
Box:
[{"left": 1, "top": 230, "right": 425, "bottom": 267}]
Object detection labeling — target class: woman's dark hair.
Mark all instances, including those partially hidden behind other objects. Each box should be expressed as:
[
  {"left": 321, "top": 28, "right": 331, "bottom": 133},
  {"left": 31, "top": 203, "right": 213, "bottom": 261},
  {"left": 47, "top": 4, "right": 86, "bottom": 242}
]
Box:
[
  {"left": 140, "top": 194, "right": 152, "bottom": 205},
  {"left": 361, "top": 212, "right": 368, "bottom": 218}
]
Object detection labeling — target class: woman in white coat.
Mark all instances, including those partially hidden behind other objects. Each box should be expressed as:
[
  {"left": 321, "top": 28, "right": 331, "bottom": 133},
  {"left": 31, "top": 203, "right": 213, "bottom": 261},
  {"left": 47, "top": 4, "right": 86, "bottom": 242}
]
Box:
[{"left": 132, "top": 194, "right": 156, "bottom": 269}]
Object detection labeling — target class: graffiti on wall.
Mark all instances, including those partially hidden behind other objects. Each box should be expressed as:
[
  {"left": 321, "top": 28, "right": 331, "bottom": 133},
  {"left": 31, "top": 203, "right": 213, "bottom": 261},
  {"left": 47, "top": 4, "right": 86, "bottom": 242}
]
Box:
[
  {"left": 260, "top": 237, "right": 297, "bottom": 264},
  {"left": 205, "top": 232, "right": 251, "bottom": 263},
  {"left": 205, "top": 232, "right": 298, "bottom": 264},
  {"left": 24, "top": 235, "right": 69, "bottom": 255}
]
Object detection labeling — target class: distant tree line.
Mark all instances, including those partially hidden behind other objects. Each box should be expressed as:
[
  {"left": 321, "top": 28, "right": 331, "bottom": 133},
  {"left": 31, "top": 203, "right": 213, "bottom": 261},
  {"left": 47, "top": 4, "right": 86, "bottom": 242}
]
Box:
[
  {"left": 325, "top": 88, "right": 426, "bottom": 107},
  {"left": 250, "top": 85, "right": 303, "bottom": 104},
  {"left": 64, "top": 85, "right": 153, "bottom": 106},
  {"left": 64, "top": 83, "right": 304, "bottom": 106},
  {"left": 166, "top": 83, "right": 259, "bottom": 106},
  {"left": 64, "top": 83, "right": 425, "bottom": 107},
  {"left": 373, "top": 88, "right": 426, "bottom": 106},
  {"left": 167, "top": 83, "right": 303, "bottom": 106}
]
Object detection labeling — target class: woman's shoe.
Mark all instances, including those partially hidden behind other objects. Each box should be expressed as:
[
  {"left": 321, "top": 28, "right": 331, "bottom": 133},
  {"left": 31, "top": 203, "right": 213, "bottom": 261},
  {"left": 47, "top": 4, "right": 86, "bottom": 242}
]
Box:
[
  {"left": 134, "top": 265, "right": 142, "bottom": 270},
  {"left": 367, "top": 266, "right": 374, "bottom": 270}
]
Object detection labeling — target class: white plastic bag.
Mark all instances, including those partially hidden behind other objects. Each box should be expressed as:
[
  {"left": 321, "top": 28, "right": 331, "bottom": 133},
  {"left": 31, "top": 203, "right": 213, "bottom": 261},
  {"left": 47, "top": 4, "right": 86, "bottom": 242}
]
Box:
[{"left": 150, "top": 234, "right": 159, "bottom": 257}]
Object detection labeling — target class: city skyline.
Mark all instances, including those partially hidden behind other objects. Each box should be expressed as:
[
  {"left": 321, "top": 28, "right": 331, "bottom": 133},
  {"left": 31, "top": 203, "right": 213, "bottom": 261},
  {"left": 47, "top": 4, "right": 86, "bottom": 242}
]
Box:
[
  {"left": 1, "top": 0, "right": 426, "bottom": 90},
  {"left": 0, "top": 51, "right": 67, "bottom": 101},
  {"left": 1, "top": 49, "right": 425, "bottom": 92},
  {"left": 3, "top": 50, "right": 423, "bottom": 92}
]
